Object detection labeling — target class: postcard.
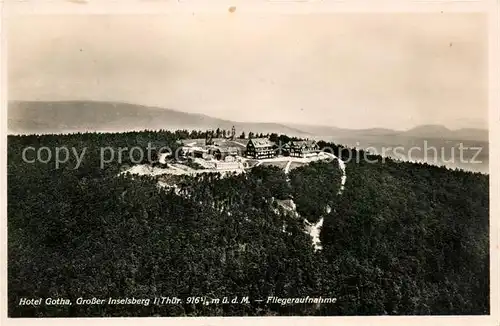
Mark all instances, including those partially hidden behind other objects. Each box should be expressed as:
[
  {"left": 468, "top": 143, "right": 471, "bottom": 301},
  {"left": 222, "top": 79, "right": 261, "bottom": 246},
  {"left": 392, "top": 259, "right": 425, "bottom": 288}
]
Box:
[{"left": 1, "top": 1, "right": 498, "bottom": 325}]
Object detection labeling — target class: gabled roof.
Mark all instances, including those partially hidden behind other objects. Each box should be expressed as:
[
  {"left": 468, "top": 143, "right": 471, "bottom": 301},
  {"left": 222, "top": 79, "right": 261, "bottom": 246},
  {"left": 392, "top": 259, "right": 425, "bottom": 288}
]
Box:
[
  {"left": 290, "top": 140, "right": 317, "bottom": 148},
  {"left": 248, "top": 138, "right": 275, "bottom": 148}
]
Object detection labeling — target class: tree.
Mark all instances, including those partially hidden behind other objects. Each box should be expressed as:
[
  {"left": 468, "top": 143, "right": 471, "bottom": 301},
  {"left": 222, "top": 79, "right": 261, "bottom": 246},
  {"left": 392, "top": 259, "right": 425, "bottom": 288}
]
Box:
[{"left": 7, "top": 131, "right": 490, "bottom": 317}]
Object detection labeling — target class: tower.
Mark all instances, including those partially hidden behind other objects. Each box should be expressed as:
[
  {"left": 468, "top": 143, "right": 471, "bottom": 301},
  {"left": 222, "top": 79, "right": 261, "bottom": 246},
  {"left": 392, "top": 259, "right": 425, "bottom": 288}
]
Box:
[{"left": 231, "top": 125, "right": 236, "bottom": 140}]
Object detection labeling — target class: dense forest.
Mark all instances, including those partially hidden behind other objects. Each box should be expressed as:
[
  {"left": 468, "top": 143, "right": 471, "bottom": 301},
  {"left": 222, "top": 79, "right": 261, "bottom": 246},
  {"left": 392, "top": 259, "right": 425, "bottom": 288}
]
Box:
[{"left": 7, "top": 130, "right": 489, "bottom": 316}]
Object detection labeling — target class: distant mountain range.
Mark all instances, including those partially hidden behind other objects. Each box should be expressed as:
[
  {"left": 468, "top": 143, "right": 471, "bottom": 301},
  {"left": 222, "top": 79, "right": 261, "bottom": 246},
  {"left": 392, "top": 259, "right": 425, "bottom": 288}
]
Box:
[
  {"left": 288, "top": 123, "right": 488, "bottom": 142},
  {"left": 8, "top": 101, "right": 488, "bottom": 142},
  {"left": 8, "top": 101, "right": 308, "bottom": 137}
]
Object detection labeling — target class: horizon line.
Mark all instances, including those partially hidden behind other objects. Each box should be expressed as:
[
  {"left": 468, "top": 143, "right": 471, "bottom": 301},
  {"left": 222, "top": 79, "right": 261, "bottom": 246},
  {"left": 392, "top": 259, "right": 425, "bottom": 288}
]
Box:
[{"left": 8, "top": 99, "right": 488, "bottom": 132}]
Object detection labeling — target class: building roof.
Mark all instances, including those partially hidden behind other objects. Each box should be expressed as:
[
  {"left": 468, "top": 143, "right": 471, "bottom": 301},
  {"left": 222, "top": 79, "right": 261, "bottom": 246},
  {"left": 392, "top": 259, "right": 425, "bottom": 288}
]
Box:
[
  {"left": 248, "top": 138, "right": 275, "bottom": 148},
  {"left": 208, "top": 146, "right": 240, "bottom": 154},
  {"left": 290, "top": 140, "right": 317, "bottom": 148},
  {"left": 181, "top": 146, "right": 208, "bottom": 153}
]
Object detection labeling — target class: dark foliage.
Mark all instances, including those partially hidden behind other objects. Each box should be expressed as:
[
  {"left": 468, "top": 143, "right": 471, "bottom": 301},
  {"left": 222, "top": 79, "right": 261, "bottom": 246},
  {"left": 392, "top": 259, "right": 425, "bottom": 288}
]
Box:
[
  {"left": 7, "top": 132, "right": 489, "bottom": 317},
  {"left": 289, "top": 160, "right": 343, "bottom": 224}
]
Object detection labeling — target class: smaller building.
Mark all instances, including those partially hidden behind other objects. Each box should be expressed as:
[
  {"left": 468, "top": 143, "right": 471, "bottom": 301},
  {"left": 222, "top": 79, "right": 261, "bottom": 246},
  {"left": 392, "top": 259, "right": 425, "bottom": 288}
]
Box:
[
  {"left": 207, "top": 146, "right": 240, "bottom": 160},
  {"left": 221, "top": 146, "right": 240, "bottom": 159},
  {"left": 285, "top": 140, "right": 319, "bottom": 158},
  {"left": 246, "top": 138, "right": 276, "bottom": 159},
  {"left": 179, "top": 146, "right": 207, "bottom": 158},
  {"left": 193, "top": 157, "right": 216, "bottom": 169}
]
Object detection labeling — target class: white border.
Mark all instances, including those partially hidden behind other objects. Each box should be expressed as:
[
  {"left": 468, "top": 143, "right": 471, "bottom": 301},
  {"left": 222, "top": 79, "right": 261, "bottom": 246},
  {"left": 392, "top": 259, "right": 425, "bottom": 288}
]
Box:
[{"left": 0, "top": 1, "right": 498, "bottom": 326}]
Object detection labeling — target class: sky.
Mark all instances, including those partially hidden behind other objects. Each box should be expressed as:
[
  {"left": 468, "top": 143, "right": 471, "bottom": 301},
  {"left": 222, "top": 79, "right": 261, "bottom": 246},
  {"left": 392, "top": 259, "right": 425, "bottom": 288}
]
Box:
[{"left": 7, "top": 13, "right": 488, "bottom": 130}]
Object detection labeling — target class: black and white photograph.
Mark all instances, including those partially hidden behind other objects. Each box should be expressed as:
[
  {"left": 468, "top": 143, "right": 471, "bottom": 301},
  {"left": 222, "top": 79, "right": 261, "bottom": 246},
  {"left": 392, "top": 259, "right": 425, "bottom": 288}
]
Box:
[{"left": 2, "top": 4, "right": 497, "bottom": 322}]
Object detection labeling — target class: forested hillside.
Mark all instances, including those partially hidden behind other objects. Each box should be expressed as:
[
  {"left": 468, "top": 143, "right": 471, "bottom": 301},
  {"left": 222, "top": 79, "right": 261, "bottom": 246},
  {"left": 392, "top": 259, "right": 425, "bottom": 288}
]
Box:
[
  {"left": 7, "top": 131, "right": 489, "bottom": 316},
  {"left": 320, "top": 155, "right": 489, "bottom": 314}
]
